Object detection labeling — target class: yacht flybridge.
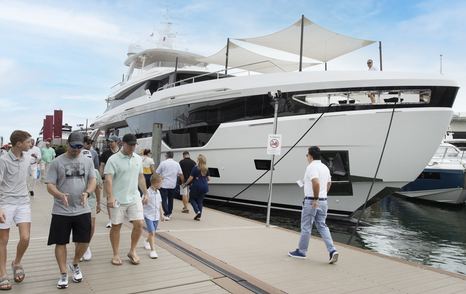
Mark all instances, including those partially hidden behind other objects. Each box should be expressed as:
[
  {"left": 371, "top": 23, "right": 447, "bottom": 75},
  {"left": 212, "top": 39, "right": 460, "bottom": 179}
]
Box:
[{"left": 92, "top": 18, "right": 459, "bottom": 217}]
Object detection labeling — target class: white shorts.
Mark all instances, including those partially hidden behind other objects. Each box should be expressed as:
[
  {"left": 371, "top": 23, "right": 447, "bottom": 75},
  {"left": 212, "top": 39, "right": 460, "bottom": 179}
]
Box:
[
  {"left": 111, "top": 199, "right": 143, "bottom": 225},
  {"left": 180, "top": 186, "right": 188, "bottom": 196},
  {"left": 0, "top": 203, "right": 32, "bottom": 229}
]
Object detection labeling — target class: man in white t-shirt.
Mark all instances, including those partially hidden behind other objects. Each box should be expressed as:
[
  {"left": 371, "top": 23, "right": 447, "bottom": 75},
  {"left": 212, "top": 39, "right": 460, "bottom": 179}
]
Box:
[
  {"left": 24, "top": 139, "right": 41, "bottom": 196},
  {"left": 288, "top": 146, "right": 339, "bottom": 264},
  {"left": 156, "top": 151, "right": 183, "bottom": 220}
]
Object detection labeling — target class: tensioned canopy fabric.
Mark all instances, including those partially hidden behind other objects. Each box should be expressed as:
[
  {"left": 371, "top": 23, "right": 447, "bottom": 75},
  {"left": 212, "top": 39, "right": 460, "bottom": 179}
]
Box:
[
  {"left": 239, "top": 16, "right": 375, "bottom": 62},
  {"left": 199, "top": 42, "right": 319, "bottom": 73}
]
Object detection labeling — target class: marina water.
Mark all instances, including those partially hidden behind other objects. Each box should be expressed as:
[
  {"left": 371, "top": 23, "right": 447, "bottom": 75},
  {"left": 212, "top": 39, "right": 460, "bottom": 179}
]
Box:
[{"left": 206, "top": 195, "right": 466, "bottom": 275}]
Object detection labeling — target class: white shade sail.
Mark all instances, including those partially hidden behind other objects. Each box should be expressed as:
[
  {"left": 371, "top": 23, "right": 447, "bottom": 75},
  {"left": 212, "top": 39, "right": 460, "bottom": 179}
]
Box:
[
  {"left": 239, "top": 16, "right": 376, "bottom": 62},
  {"left": 199, "top": 42, "right": 319, "bottom": 73}
]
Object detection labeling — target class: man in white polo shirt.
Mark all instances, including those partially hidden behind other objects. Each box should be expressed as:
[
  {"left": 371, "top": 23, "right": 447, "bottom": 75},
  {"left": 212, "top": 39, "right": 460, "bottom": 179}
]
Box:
[
  {"left": 288, "top": 146, "right": 339, "bottom": 264},
  {"left": 0, "top": 130, "right": 32, "bottom": 290},
  {"left": 156, "top": 151, "right": 183, "bottom": 220},
  {"left": 104, "top": 133, "right": 148, "bottom": 266}
]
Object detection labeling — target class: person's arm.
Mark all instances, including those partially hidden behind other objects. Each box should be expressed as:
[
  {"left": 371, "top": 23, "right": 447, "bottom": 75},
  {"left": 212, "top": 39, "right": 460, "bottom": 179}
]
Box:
[
  {"left": 105, "top": 174, "right": 115, "bottom": 208},
  {"left": 138, "top": 173, "right": 148, "bottom": 204},
  {"left": 184, "top": 176, "right": 194, "bottom": 186},
  {"left": 99, "top": 162, "right": 105, "bottom": 178},
  {"left": 82, "top": 175, "right": 96, "bottom": 207},
  {"left": 150, "top": 164, "right": 155, "bottom": 174},
  {"left": 95, "top": 182, "right": 102, "bottom": 214},
  {"left": 311, "top": 178, "right": 320, "bottom": 208},
  {"left": 47, "top": 183, "right": 69, "bottom": 207},
  {"left": 327, "top": 181, "right": 332, "bottom": 192},
  {"left": 0, "top": 161, "right": 5, "bottom": 222}
]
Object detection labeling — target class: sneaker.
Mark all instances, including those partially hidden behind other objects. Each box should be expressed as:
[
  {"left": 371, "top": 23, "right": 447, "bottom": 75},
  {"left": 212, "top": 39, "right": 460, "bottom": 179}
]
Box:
[
  {"left": 163, "top": 215, "right": 170, "bottom": 221},
  {"left": 182, "top": 208, "right": 189, "bottom": 213},
  {"left": 194, "top": 213, "right": 201, "bottom": 221},
  {"left": 144, "top": 240, "right": 151, "bottom": 250},
  {"left": 288, "top": 249, "right": 306, "bottom": 259},
  {"left": 57, "top": 273, "right": 68, "bottom": 289},
  {"left": 83, "top": 247, "right": 92, "bottom": 261},
  {"left": 149, "top": 250, "right": 158, "bottom": 259},
  {"left": 329, "top": 250, "right": 339, "bottom": 264},
  {"left": 106, "top": 221, "right": 112, "bottom": 228},
  {"left": 68, "top": 264, "right": 83, "bottom": 283}
]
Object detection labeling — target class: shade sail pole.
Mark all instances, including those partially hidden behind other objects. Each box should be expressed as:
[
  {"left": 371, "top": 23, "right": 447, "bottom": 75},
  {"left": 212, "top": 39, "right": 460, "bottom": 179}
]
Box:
[
  {"left": 379, "top": 41, "right": 383, "bottom": 71},
  {"left": 225, "top": 38, "right": 230, "bottom": 75},
  {"left": 299, "top": 15, "right": 304, "bottom": 72}
]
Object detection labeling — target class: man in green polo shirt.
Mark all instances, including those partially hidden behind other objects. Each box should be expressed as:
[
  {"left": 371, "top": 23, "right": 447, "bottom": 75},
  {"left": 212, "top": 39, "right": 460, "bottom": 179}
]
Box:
[
  {"left": 104, "top": 133, "right": 148, "bottom": 266},
  {"left": 41, "top": 139, "right": 56, "bottom": 181}
]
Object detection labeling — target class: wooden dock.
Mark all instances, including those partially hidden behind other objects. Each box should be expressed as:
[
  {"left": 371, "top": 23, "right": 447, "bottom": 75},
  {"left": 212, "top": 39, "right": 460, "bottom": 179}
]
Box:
[{"left": 5, "top": 184, "right": 466, "bottom": 293}]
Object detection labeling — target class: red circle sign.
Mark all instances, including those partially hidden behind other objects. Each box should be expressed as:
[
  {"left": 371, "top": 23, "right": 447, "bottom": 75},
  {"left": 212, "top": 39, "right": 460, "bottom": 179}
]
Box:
[{"left": 270, "top": 138, "right": 280, "bottom": 148}]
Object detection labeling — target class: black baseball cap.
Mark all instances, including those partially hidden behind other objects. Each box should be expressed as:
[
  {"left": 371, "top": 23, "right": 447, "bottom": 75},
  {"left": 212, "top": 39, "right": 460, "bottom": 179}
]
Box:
[{"left": 68, "top": 131, "right": 84, "bottom": 146}]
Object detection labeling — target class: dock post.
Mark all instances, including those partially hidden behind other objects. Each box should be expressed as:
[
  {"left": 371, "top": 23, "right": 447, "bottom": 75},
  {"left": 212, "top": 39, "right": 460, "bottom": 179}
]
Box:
[
  {"left": 152, "top": 123, "right": 163, "bottom": 168},
  {"left": 266, "top": 91, "right": 281, "bottom": 227}
]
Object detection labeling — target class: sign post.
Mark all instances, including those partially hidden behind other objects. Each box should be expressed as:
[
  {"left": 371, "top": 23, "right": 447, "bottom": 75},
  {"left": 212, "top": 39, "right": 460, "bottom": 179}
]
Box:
[{"left": 266, "top": 91, "right": 282, "bottom": 227}]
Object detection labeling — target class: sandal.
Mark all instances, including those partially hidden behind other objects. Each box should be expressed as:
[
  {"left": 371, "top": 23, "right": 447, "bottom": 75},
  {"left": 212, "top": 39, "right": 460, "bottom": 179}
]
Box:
[
  {"left": 11, "top": 263, "right": 25, "bottom": 283},
  {"left": 111, "top": 258, "right": 122, "bottom": 266},
  {"left": 0, "top": 277, "right": 11, "bottom": 291},
  {"left": 127, "top": 253, "right": 140, "bottom": 265}
]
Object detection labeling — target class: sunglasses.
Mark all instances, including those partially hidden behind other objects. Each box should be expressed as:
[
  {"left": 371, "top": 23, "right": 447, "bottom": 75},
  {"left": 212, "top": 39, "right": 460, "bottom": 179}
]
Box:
[{"left": 70, "top": 144, "right": 83, "bottom": 149}]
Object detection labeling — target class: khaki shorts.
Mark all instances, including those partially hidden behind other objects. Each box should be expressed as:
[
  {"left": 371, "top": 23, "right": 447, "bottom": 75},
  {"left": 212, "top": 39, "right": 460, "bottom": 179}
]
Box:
[
  {"left": 110, "top": 199, "right": 143, "bottom": 225},
  {"left": 0, "top": 203, "right": 32, "bottom": 229}
]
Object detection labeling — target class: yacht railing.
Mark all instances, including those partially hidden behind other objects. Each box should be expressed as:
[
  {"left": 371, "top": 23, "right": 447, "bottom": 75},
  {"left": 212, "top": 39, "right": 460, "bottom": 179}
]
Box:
[{"left": 155, "top": 60, "right": 286, "bottom": 92}]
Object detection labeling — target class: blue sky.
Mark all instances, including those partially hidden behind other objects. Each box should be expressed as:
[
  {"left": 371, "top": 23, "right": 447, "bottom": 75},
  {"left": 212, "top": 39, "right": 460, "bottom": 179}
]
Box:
[{"left": 1, "top": 0, "right": 465, "bottom": 142}]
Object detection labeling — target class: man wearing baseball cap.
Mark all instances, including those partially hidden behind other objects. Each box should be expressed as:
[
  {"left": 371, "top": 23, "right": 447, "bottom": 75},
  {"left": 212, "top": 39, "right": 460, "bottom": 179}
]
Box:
[
  {"left": 104, "top": 133, "right": 148, "bottom": 266},
  {"left": 45, "top": 131, "right": 96, "bottom": 288},
  {"left": 99, "top": 135, "right": 120, "bottom": 228}
]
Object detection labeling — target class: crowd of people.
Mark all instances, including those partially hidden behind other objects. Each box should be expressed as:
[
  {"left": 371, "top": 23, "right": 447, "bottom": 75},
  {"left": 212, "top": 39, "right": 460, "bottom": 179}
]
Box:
[{"left": 0, "top": 129, "right": 339, "bottom": 290}]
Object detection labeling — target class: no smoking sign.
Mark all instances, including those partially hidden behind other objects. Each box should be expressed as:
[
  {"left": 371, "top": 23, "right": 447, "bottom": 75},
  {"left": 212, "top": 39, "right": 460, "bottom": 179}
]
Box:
[{"left": 267, "top": 134, "right": 282, "bottom": 155}]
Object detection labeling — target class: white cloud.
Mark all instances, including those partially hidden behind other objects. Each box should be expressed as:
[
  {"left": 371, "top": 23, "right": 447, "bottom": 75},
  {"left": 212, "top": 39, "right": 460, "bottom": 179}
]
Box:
[{"left": 0, "top": 1, "right": 128, "bottom": 42}]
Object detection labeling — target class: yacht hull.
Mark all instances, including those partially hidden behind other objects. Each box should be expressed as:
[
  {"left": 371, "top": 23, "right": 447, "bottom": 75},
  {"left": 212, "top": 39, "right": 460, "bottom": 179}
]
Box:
[{"left": 137, "top": 107, "right": 452, "bottom": 216}]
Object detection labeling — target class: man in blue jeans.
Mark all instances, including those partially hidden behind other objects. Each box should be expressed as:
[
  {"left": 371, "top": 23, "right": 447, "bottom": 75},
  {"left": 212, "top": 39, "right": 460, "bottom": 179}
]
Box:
[
  {"left": 156, "top": 151, "right": 183, "bottom": 220},
  {"left": 288, "top": 146, "right": 339, "bottom": 264}
]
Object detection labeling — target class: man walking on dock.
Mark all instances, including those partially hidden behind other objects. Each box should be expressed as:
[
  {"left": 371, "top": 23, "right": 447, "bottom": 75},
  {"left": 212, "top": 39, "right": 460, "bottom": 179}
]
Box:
[
  {"left": 45, "top": 131, "right": 96, "bottom": 289},
  {"left": 104, "top": 133, "right": 148, "bottom": 266},
  {"left": 288, "top": 146, "right": 339, "bottom": 264},
  {"left": 0, "top": 130, "right": 32, "bottom": 290}
]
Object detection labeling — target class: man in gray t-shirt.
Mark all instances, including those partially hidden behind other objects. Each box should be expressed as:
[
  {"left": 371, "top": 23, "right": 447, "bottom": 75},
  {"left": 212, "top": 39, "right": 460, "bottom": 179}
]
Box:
[{"left": 45, "top": 131, "right": 96, "bottom": 289}]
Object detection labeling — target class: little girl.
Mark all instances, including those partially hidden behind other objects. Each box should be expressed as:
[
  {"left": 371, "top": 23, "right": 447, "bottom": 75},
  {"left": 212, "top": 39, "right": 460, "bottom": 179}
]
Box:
[{"left": 143, "top": 173, "right": 163, "bottom": 258}]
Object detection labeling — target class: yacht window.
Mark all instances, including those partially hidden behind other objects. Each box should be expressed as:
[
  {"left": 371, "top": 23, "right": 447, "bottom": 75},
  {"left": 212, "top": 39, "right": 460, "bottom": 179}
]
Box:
[{"left": 293, "top": 88, "right": 432, "bottom": 107}]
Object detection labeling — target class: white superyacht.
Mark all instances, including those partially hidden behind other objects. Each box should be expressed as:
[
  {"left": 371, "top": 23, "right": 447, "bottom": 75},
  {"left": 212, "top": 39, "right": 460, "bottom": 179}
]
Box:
[{"left": 92, "top": 19, "right": 459, "bottom": 217}]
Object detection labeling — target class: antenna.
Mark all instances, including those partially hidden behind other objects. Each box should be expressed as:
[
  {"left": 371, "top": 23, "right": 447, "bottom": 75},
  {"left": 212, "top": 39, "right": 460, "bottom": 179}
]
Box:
[{"left": 440, "top": 54, "right": 443, "bottom": 75}]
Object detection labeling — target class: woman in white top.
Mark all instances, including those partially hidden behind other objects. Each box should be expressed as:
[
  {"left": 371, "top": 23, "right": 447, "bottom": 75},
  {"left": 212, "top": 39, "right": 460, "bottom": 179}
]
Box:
[{"left": 142, "top": 149, "right": 155, "bottom": 188}]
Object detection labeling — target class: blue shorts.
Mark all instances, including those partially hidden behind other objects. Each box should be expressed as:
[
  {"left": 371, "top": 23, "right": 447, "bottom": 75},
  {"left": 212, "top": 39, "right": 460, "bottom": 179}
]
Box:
[{"left": 144, "top": 217, "right": 159, "bottom": 233}]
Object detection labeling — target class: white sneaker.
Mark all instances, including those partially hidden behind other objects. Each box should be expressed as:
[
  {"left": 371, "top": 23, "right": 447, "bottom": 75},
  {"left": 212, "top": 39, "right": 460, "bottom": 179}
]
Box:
[
  {"left": 149, "top": 250, "right": 158, "bottom": 259},
  {"left": 106, "top": 221, "right": 112, "bottom": 228},
  {"left": 68, "top": 263, "right": 83, "bottom": 283},
  {"left": 83, "top": 247, "right": 92, "bottom": 261},
  {"left": 57, "top": 273, "right": 68, "bottom": 289},
  {"left": 163, "top": 216, "right": 170, "bottom": 221},
  {"left": 144, "top": 240, "right": 151, "bottom": 250}
]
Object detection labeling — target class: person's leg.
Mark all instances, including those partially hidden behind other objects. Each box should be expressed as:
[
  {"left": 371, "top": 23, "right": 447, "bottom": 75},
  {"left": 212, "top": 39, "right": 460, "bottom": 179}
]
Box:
[
  {"left": 197, "top": 193, "right": 205, "bottom": 214},
  {"left": 13, "top": 222, "right": 30, "bottom": 266},
  {"left": 297, "top": 200, "right": 316, "bottom": 255},
  {"left": 314, "top": 203, "right": 336, "bottom": 253},
  {"left": 127, "top": 201, "right": 143, "bottom": 263},
  {"left": 55, "top": 245, "right": 67, "bottom": 274},
  {"left": 160, "top": 188, "right": 169, "bottom": 216},
  {"left": 167, "top": 189, "right": 175, "bottom": 216},
  {"left": 71, "top": 213, "right": 91, "bottom": 264},
  {"left": 27, "top": 167, "right": 34, "bottom": 194},
  {"left": 129, "top": 220, "right": 143, "bottom": 255},
  {"left": 190, "top": 195, "right": 200, "bottom": 214},
  {"left": 0, "top": 229, "right": 9, "bottom": 279},
  {"left": 144, "top": 174, "right": 151, "bottom": 189},
  {"left": 148, "top": 232, "right": 155, "bottom": 251},
  {"left": 109, "top": 224, "right": 121, "bottom": 263}
]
